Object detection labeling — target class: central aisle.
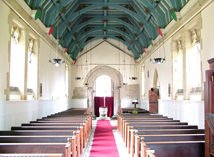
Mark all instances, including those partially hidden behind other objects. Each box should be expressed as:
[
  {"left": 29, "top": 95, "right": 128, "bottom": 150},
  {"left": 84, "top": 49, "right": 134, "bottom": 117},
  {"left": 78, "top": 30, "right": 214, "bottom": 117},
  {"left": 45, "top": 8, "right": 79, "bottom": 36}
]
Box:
[{"left": 89, "top": 120, "right": 120, "bottom": 157}]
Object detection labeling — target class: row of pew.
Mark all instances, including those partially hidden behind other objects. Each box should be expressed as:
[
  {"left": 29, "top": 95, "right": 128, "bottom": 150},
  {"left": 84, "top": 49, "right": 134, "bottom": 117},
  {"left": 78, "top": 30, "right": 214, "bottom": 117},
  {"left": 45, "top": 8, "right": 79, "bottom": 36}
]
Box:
[
  {"left": 118, "top": 108, "right": 205, "bottom": 157},
  {"left": 119, "top": 108, "right": 149, "bottom": 114},
  {"left": 0, "top": 108, "right": 92, "bottom": 157}
]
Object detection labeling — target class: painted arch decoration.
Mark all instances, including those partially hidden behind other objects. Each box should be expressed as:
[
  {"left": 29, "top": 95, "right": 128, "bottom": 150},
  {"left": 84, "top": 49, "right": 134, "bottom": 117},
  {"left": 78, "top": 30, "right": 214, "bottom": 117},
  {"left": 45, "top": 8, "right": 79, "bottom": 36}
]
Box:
[{"left": 25, "top": 0, "right": 189, "bottom": 60}]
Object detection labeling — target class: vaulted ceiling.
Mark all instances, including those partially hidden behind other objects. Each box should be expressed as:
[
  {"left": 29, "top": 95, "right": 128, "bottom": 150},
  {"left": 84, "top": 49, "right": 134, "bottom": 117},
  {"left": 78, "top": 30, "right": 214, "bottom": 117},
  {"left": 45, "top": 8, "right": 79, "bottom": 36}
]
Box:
[{"left": 24, "top": 0, "right": 189, "bottom": 60}]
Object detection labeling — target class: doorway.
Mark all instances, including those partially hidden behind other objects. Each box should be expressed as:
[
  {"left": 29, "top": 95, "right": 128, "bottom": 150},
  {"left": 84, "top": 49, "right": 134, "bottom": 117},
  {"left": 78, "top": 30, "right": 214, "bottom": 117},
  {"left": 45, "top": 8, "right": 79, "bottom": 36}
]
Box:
[
  {"left": 94, "top": 75, "right": 114, "bottom": 117},
  {"left": 149, "top": 69, "right": 159, "bottom": 114}
]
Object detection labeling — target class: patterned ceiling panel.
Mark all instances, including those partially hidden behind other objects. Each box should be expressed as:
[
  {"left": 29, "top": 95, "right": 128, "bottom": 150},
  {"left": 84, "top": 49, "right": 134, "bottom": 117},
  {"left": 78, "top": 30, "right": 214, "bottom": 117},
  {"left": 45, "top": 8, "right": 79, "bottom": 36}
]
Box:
[{"left": 24, "top": 0, "right": 189, "bottom": 60}]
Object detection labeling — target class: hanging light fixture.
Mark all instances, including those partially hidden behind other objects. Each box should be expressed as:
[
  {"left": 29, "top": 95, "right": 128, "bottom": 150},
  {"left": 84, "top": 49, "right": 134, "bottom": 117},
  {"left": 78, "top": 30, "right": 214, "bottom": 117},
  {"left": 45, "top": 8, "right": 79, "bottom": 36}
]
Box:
[
  {"left": 129, "top": 0, "right": 138, "bottom": 81},
  {"left": 49, "top": 0, "right": 65, "bottom": 66},
  {"left": 122, "top": 11, "right": 127, "bottom": 86},
  {"left": 75, "top": 0, "right": 83, "bottom": 81},
  {"left": 84, "top": 31, "right": 89, "bottom": 87},
  {"left": 130, "top": 64, "right": 138, "bottom": 81},
  {"left": 150, "top": 0, "right": 166, "bottom": 64},
  {"left": 75, "top": 53, "right": 84, "bottom": 81}
]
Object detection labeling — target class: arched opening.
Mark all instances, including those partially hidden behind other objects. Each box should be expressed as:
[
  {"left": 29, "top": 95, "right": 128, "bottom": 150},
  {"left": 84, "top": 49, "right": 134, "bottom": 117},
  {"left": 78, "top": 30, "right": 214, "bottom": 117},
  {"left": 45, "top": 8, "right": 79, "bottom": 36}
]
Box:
[
  {"left": 153, "top": 69, "right": 160, "bottom": 96},
  {"left": 94, "top": 75, "right": 114, "bottom": 117},
  {"left": 84, "top": 66, "right": 123, "bottom": 117}
]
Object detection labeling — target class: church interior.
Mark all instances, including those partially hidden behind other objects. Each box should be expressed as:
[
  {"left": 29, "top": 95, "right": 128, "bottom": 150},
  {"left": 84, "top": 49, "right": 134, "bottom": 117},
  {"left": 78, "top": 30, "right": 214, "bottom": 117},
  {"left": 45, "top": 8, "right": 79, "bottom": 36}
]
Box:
[{"left": 0, "top": 0, "right": 214, "bottom": 156}]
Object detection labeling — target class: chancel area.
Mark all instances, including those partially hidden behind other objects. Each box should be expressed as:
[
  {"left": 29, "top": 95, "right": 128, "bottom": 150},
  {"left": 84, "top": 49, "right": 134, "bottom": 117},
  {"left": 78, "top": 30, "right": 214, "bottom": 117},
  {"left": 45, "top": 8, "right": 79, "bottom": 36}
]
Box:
[{"left": 0, "top": 0, "right": 214, "bottom": 156}]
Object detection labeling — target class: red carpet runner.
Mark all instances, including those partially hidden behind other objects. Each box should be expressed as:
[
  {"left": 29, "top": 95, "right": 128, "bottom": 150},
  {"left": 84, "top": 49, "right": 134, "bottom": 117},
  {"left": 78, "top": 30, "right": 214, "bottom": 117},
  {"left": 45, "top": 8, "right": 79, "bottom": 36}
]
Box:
[{"left": 89, "top": 120, "right": 120, "bottom": 157}]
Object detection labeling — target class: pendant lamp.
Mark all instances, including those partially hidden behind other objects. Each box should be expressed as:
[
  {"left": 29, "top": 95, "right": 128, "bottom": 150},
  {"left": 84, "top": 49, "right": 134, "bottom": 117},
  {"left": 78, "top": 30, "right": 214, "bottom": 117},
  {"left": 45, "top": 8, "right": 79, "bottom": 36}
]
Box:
[
  {"left": 49, "top": 0, "right": 65, "bottom": 66},
  {"left": 150, "top": 1, "right": 166, "bottom": 64},
  {"left": 75, "top": 0, "right": 83, "bottom": 81}
]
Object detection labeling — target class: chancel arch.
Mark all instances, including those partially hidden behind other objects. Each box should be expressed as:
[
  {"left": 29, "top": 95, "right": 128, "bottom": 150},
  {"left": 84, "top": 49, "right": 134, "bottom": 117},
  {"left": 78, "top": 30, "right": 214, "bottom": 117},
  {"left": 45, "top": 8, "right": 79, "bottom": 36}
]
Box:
[{"left": 84, "top": 66, "right": 123, "bottom": 116}]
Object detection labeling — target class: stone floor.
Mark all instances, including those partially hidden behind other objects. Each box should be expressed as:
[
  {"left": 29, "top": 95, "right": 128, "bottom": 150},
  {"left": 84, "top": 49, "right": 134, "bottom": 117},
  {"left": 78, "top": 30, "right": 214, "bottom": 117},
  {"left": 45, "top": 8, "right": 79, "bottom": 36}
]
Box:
[{"left": 82, "top": 119, "right": 130, "bottom": 157}]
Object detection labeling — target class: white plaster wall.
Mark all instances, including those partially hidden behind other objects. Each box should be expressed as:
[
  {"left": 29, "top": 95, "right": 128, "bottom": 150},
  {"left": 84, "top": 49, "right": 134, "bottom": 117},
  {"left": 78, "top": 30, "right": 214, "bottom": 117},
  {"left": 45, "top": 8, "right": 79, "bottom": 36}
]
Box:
[
  {"left": 0, "top": 99, "right": 87, "bottom": 130},
  {"left": 0, "top": 1, "right": 10, "bottom": 100},
  {"left": 121, "top": 99, "right": 149, "bottom": 110},
  {"left": 39, "top": 39, "right": 67, "bottom": 100},
  {"left": 0, "top": 100, "right": 70, "bottom": 130},
  {"left": 121, "top": 99, "right": 141, "bottom": 108},
  {"left": 70, "top": 99, "right": 87, "bottom": 108},
  {"left": 159, "top": 100, "right": 204, "bottom": 129},
  {"left": 144, "top": 38, "right": 173, "bottom": 100},
  {"left": 71, "top": 39, "right": 140, "bottom": 88},
  {"left": 201, "top": 2, "right": 214, "bottom": 83},
  {"left": 140, "top": 99, "right": 149, "bottom": 111}
]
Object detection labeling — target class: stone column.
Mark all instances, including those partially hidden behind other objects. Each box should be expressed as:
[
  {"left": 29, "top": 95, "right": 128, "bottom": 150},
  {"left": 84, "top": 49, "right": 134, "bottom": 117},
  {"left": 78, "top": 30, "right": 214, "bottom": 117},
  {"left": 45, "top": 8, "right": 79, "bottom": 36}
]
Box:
[
  {"left": 23, "top": 29, "right": 29, "bottom": 100},
  {"left": 182, "top": 30, "right": 192, "bottom": 100},
  {"left": 172, "top": 40, "right": 182, "bottom": 100},
  {"left": 113, "top": 89, "right": 120, "bottom": 116},
  {"left": 88, "top": 89, "right": 95, "bottom": 116},
  {"left": 19, "top": 28, "right": 28, "bottom": 100}
]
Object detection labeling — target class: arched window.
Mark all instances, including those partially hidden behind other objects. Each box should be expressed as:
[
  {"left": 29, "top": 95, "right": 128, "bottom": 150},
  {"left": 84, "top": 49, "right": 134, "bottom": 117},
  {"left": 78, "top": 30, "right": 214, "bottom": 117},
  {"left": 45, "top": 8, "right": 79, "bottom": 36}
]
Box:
[
  {"left": 27, "top": 38, "right": 37, "bottom": 99},
  {"left": 190, "top": 29, "right": 201, "bottom": 88},
  {"left": 10, "top": 26, "right": 25, "bottom": 88},
  {"left": 189, "top": 29, "right": 201, "bottom": 100}
]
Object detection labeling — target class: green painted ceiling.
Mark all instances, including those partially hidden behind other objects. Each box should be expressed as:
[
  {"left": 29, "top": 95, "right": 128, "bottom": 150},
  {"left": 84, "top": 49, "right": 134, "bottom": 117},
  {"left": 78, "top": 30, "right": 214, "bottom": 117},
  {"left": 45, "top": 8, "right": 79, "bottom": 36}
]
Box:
[{"left": 24, "top": 0, "right": 189, "bottom": 60}]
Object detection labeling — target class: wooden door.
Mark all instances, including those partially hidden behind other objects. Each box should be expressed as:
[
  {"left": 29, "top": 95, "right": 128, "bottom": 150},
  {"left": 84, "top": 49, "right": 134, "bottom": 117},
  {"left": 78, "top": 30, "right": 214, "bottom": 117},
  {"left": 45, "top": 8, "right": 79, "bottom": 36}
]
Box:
[{"left": 149, "top": 90, "right": 159, "bottom": 114}]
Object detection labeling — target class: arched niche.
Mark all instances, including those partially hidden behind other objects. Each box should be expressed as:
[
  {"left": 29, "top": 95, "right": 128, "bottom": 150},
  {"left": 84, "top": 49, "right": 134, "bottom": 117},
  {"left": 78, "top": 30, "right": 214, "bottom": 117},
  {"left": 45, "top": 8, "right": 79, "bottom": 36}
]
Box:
[
  {"left": 153, "top": 68, "right": 159, "bottom": 88},
  {"left": 152, "top": 68, "right": 160, "bottom": 97},
  {"left": 84, "top": 66, "right": 123, "bottom": 116}
]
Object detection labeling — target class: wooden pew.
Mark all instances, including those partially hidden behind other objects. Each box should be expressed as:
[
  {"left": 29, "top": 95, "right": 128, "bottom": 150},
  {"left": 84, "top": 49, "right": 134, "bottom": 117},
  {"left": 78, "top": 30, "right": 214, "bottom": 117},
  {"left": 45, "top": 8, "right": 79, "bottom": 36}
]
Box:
[
  {"left": 135, "top": 134, "right": 205, "bottom": 157},
  {"left": 118, "top": 112, "right": 205, "bottom": 157},
  {"left": 139, "top": 137, "right": 204, "bottom": 157},
  {"left": 126, "top": 125, "right": 198, "bottom": 148},
  {"left": 0, "top": 130, "right": 76, "bottom": 136},
  {"left": 9, "top": 125, "right": 86, "bottom": 155},
  {"left": 121, "top": 108, "right": 149, "bottom": 114},
  {"left": 13, "top": 115, "right": 92, "bottom": 150},
  {"left": 140, "top": 138, "right": 155, "bottom": 157},
  {"left": 0, "top": 108, "right": 92, "bottom": 157},
  {"left": 137, "top": 129, "right": 204, "bottom": 135},
  {"left": 128, "top": 125, "right": 199, "bottom": 155},
  {"left": 0, "top": 137, "right": 76, "bottom": 157},
  {"left": 0, "top": 135, "right": 74, "bottom": 143},
  {"left": 118, "top": 115, "right": 199, "bottom": 147}
]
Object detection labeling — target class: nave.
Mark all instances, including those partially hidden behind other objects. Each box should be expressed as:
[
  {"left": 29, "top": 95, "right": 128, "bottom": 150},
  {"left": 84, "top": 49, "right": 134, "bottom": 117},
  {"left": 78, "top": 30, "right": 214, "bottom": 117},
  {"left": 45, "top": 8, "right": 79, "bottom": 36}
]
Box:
[{"left": 0, "top": 107, "right": 205, "bottom": 157}]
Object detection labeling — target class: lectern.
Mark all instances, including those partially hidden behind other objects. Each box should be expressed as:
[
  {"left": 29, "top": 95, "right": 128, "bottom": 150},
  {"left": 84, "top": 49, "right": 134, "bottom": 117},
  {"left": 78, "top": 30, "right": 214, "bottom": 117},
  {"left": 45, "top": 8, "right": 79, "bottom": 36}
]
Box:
[{"left": 132, "top": 99, "right": 138, "bottom": 108}]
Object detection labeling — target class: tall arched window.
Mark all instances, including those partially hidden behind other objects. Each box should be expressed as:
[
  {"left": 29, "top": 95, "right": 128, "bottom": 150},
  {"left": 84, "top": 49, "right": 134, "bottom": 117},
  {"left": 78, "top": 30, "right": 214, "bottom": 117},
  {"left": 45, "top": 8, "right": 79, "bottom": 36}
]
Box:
[
  {"left": 10, "top": 26, "right": 25, "bottom": 88},
  {"left": 190, "top": 29, "right": 201, "bottom": 88},
  {"left": 173, "top": 40, "right": 183, "bottom": 100},
  {"left": 27, "top": 38, "right": 37, "bottom": 99},
  {"left": 189, "top": 29, "right": 201, "bottom": 100}
]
